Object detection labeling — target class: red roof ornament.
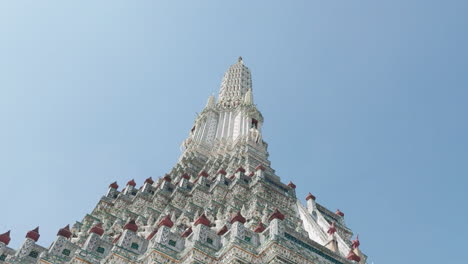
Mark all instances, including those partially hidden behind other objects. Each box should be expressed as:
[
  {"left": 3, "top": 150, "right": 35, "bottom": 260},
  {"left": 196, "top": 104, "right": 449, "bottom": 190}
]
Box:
[
  {"left": 255, "top": 164, "right": 266, "bottom": 171},
  {"left": 347, "top": 249, "right": 361, "bottom": 262},
  {"left": 158, "top": 215, "right": 174, "bottom": 228},
  {"left": 181, "top": 173, "right": 190, "bottom": 180},
  {"left": 146, "top": 229, "right": 158, "bottom": 240},
  {"left": 253, "top": 221, "right": 266, "bottom": 233},
  {"left": 194, "top": 213, "right": 211, "bottom": 227},
  {"left": 352, "top": 235, "right": 360, "bottom": 249},
  {"left": 327, "top": 222, "right": 336, "bottom": 235},
  {"left": 198, "top": 171, "right": 209, "bottom": 177},
  {"left": 89, "top": 223, "right": 104, "bottom": 236},
  {"left": 113, "top": 233, "right": 122, "bottom": 243},
  {"left": 306, "top": 193, "right": 316, "bottom": 201},
  {"left": 335, "top": 209, "right": 345, "bottom": 217},
  {"left": 217, "top": 169, "right": 227, "bottom": 175},
  {"left": 57, "top": 225, "right": 72, "bottom": 239},
  {"left": 287, "top": 181, "right": 296, "bottom": 189},
  {"left": 26, "top": 227, "right": 40, "bottom": 242},
  {"left": 236, "top": 167, "right": 246, "bottom": 173},
  {"left": 127, "top": 179, "right": 136, "bottom": 187},
  {"left": 145, "top": 177, "right": 154, "bottom": 184},
  {"left": 248, "top": 172, "right": 255, "bottom": 177},
  {"left": 109, "top": 182, "right": 119, "bottom": 189},
  {"left": 163, "top": 175, "right": 172, "bottom": 182},
  {"left": 123, "top": 220, "right": 138, "bottom": 232},
  {"left": 269, "top": 208, "right": 285, "bottom": 222},
  {"left": 217, "top": 225, "right": 228, "bottom": 236},
  {"left": 230, "top": 211, "right": 246, "bottom": 224},
  {"left": 181, "top": 227, "right": 192, "bottom": 237},
  {"left": 0, "top": 230, "right": 11, "bottom": 245}
]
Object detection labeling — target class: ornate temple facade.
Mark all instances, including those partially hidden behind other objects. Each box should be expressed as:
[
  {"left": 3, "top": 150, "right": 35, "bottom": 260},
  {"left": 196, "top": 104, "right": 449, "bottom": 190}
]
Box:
[{"left": 0, "top": 58, "right": 367, "bottom": 264}]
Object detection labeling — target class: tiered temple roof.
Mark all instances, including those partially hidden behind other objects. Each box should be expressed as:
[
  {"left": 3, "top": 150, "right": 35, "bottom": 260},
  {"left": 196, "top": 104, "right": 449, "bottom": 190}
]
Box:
[{"left": 0, "top": 58, "right": 367, "bottom": 264}]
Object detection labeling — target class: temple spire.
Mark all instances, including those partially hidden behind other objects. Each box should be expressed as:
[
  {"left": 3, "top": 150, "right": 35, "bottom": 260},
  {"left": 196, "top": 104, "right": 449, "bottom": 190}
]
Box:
[
  {"left": 178, "top": 57, "right": 269, "bottom": 175},
  {"left": 205, "top": 94, "right": 215, "bottom": 109},
  {"left": 218, "top": 57, "right": 252, "bottom": 108}
]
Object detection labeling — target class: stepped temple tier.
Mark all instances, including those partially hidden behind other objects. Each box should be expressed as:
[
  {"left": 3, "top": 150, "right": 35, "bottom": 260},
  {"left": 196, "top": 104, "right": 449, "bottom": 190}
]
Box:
[{"left": 0, "top": 58, "right": 367, "bottom": 264}]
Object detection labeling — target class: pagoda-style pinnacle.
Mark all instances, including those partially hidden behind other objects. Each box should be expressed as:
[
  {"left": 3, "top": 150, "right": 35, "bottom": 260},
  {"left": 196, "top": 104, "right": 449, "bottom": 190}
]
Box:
[
  {"left": 57, "top": 225, "right": 72, "bottom": 239},
  {"left": 235, "top": 167, "right": 246, "bottom": 173},
  {"left": 269, "top": 209, "right": 285, "bottom": 222},
  {"left": 158, "top": 215, "right": 174, "bottom": 228},
  {"left": 162, "top": 175, "right": 171, "bottom": 182},
  {"left": 145, "top": 177, "right": 154, "bottom": 184},
  {"left": 109, "top": 181, "right": 119, "bottom": 189},
  {"left": 26, "top": 227, "right": 40, "bottom": 242},
  {"left": 181, "top": 227, "right": 192, "bottom": 237},
  {"left": 123, "top": 220, "right": 138, "bottom": 232},
  {"left": 89, "top": 223, "right": 104, "bottom": 236},
  {"left": 217, "top": 225, "right": 228, "bottom": 236},
  {"left": 347, "top": 249, "right": 361, "bottom": 262},
  {"left": 287, "top": 181, "right": 296, "bottom": 189},
  {"left": 113, "top": 233, "right": 122, "bottom": 243},
  {"left": 230, "top": 211, "right": 246, "bottom": 224},
  {"left": 147, "top": 229, "right": 158, "bottom": 240},
  {"left": 238, "top": 56, "right": 243, "bottom": 63},
  {"left": 327, "top": 222, "right": 337, "bottom": 235},
  {"left": 198, "top": 171, "right": 209, "bottom": 177},
  {"left": 0, "top": 230, "right": 11, "bottom": 245},
  {"left": 194, "top": 213, "right": 211, "bottom": 227},
  {"left": 352, "top": 235, "right": 360, "bottom": 249},
  {"left": 127, "top": 179, "right": 136, "bottom": 187},
  {"left": 205, "top": 95, "right": 215, "bottom": 109},
  {"left": 255, "top": 164, "right": 266, "bottom": 171},
  {"left": 253, "top": 221, "right": 266, "bottom": 233},
  {"left": 306, "top": 192, "right": 316, "bottom": 201}
]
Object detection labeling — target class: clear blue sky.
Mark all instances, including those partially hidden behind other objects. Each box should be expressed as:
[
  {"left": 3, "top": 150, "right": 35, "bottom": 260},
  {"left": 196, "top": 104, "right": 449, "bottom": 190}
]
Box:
[{"left": 0, "top": 1, "right": 467, "bottom": 263}]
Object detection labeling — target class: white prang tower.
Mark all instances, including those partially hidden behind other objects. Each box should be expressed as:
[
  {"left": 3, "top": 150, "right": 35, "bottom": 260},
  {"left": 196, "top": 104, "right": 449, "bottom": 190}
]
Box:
[
  {"left": 0, "top": 58, "right": 367, "bottom": 264},
  {"left": 176, "top": 56, "right": 274, "bottom": 181}
]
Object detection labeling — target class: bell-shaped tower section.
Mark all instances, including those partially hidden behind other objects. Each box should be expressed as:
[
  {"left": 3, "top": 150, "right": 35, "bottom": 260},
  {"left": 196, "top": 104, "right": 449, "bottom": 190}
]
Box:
[{"left": 218, "top": 56, "right": 253, "bottom": 108}]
